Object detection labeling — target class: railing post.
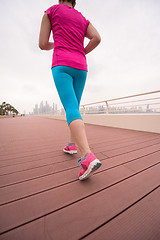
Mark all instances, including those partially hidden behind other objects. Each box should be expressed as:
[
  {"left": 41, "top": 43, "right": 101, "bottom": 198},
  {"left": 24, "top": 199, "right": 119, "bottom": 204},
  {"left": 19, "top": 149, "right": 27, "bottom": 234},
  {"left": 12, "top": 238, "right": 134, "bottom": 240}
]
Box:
[
  {"left": 83, "top": 106, "right": 85, "bottom": 115},
  {"left": 106, "top": 101, "right": 109, "bottom": 114}
]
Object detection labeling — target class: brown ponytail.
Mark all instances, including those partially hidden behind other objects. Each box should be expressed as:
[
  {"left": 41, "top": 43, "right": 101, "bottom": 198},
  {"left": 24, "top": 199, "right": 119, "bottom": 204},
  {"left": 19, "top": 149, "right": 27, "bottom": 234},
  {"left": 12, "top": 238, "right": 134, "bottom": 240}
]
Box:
[{"left": 62, "top": 0, "right": 76, "bottom": 7}]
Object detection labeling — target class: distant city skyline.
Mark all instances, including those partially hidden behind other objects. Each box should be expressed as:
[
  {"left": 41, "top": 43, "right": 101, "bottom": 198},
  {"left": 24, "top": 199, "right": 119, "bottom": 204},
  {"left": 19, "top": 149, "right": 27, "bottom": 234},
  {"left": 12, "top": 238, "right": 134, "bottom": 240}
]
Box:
[
  {"left": 30, "top": 100, "right": 59, "bottom": 115},
  {"left": 83, "top": 104, "right": 159, "bottom": 114},
  {"left": 29, "top": 99, "right": 159, "bottom": 116}
]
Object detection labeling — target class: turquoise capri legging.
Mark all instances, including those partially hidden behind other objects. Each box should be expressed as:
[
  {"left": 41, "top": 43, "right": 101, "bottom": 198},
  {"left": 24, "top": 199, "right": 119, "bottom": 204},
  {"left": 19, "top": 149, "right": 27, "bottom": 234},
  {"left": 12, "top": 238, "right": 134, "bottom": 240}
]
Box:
[{"left": 52, "top": 66, "right": 87, "bottom": 126}]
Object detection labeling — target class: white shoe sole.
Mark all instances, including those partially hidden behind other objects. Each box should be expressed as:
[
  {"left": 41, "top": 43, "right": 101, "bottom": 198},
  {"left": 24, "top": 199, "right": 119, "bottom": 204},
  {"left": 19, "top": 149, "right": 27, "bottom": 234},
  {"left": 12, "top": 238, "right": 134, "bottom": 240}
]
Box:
[
  {"left": 63, "top": 149, "right": 77, "bottom": 154},
  {"left": 79, "top": 159, "right": 102, "bottom": 181}
]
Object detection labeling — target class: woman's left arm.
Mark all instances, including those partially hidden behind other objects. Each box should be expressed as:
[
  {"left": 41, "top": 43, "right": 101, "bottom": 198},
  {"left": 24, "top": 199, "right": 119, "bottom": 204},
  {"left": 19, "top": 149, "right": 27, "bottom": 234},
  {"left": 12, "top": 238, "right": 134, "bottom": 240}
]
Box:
[{"left": 39, "top": 13, "right": 54, "bottom": 50}]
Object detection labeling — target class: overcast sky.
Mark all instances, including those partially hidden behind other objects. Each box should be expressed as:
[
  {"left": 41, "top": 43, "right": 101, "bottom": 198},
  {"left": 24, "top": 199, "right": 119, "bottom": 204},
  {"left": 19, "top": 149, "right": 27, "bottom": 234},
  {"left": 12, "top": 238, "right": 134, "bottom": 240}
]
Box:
[{"left": 0, "top": 0, "right": 160, "bottom": 114}]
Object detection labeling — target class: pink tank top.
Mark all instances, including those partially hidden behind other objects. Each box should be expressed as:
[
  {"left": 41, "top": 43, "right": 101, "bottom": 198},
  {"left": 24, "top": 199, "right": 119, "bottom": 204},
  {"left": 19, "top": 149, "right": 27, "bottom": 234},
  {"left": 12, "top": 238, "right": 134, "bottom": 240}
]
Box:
[{"left": 45, "top": 4, "right": 90, "bottom": 71}]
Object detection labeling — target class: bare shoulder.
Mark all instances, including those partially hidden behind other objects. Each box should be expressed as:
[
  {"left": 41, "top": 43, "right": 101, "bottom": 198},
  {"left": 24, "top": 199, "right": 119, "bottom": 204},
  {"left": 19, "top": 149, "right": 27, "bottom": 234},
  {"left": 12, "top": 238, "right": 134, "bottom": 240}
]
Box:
[{"left": 42, "top": 12, "right": 51, "bottom": 23}]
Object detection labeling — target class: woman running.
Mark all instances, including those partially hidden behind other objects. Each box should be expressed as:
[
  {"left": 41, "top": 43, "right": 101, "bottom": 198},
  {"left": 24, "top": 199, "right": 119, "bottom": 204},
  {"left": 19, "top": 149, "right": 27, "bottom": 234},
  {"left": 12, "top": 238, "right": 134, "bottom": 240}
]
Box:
[{"left": 39, "top": 0, "right": 101, "bottom": 180}]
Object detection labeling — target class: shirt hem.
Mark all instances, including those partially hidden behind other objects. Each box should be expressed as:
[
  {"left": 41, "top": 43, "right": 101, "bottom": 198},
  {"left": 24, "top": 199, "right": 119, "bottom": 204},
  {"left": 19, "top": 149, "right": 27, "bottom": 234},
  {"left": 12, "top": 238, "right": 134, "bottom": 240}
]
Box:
[{"left": 51, "top": 63, "right": 88, "bottom": 72}]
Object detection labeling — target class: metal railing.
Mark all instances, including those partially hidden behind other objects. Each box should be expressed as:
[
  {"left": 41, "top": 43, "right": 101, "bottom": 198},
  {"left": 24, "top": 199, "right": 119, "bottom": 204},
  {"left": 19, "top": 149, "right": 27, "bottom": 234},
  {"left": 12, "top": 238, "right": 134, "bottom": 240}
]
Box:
[{"left": 80, "top": 90, "right": 160, "bottom": 115}]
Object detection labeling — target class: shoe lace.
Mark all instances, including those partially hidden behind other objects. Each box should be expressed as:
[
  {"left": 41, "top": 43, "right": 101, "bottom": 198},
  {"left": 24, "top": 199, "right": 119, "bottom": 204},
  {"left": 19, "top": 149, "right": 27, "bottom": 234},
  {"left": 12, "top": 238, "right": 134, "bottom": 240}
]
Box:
[
  {"left": 78, "top": 153, "right": 89, "bottom": 167},
  {"left": 78, "top": 158, "right": 82, "bottom": 167},
  {"left": 68, "top": 142, "right": 76, "bottom": 146}
]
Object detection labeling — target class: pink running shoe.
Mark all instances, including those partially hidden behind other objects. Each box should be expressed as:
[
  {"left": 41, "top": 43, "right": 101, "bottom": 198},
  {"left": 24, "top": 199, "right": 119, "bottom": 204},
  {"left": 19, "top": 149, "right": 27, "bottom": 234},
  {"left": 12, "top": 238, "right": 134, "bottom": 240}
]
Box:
[
  {"left": 63, "top": 142, "right": 77, "bottom": 154},
  {"left": 78, "top": 152, "right": 102, "bottom": 180}
]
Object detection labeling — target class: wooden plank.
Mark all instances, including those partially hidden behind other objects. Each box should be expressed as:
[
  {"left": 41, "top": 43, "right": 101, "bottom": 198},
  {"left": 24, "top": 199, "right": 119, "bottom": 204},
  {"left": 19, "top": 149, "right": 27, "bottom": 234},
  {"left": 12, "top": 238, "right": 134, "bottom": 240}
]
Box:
[
  {"left": 0, "top": 146, "right": 69, "bottom": 162},
  {"left": 0, "top": 152, "right": 105, "bottom": 176},
  {"left": 84, "top": 123, "right": 159, "bottom": 143},
  {"left": 0, "top": 151, "right": 160, "bottom": 205},
  {"left": 0, "top": 128, "right": 146, "bottom": 154},
  {"left": 0, "top": 153, "right": 106, "bottom": 187},
  {"left": 0, "top": 133, "right": 159, "bottom": 172},
  {"left": 0, "top": 117, "right": 68, "bottom": 149},
  {"left": 0, "top": 117, "right": 158, "bottom": 159},
  {"left": 0, "top": 143, "right": 159, "bottom": 188},
  {"left": 0, "top": 117, "right": 160, "bottom": 240},
  {"left": 0, "top": 117, "right": 67, "bottom": 138},
  {"left": 0, "top": 117, "right": 159, "bottom": 163},
  {"left": 85, "top": 188, "right": 160, "bottom": 240},
  {"left": 0, "top": 155, "right": 74, "bottom": 176},
  {"left": 0, "top": 151, "right": 80, "bottom": 169},
  {"left": 103, "top": 138, "right": 160, "bottom": 157},
  {"left": 0, "top": 141, "right": 67, "bottom": 159},
  {"left": 0, "top": 140, "right": 159, "bottom": 187},
  {"left": 92, "top": 136, "right": 160, "bottom": 151},
  {"left": 90, "top": 130, "right": 158, "bottom": 145},
  {"left": 0, "top": 164, "right": 159, "bottom": 239},
  {"left": 0, "top": 159, "right": 159, "bottom": 235}
]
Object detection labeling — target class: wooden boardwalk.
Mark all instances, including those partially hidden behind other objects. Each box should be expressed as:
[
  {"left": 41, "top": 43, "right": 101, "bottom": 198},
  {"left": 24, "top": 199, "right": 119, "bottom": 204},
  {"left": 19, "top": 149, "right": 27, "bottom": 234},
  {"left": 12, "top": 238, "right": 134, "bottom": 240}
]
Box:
[{"left": 0, "top": 116, "right": 160, "bottom": 240}]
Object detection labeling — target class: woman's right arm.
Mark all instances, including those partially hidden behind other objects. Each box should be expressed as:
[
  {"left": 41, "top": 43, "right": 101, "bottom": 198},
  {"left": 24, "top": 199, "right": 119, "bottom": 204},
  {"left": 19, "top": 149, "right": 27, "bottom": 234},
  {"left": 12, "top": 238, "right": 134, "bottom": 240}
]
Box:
[
  {"left": 84, "top": 23, "right": 101, "bottom": 55},
  {"left": 39, "top": 13, "right": 54, "bottom": 50}
]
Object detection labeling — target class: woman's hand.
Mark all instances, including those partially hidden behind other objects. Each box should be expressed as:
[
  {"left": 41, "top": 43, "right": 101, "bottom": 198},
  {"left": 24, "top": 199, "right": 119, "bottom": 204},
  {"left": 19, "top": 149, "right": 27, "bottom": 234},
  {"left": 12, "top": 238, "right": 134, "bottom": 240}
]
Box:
[
  {"left": 84, "top": 23, "right": 101, "bottom": 55},
  {"left": 39, "top": 13, "right": 54, "bottom": 50}
]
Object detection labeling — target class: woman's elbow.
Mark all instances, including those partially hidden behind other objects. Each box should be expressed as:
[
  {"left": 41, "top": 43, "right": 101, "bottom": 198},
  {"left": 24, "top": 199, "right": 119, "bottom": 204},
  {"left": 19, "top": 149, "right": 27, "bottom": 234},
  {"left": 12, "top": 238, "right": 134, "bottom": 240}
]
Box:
[
  {"left": 39, "top": 42, "right": 45, "bottom": 50},
  {"left": 95, "top": 35, "right": 101, "bottom": 45},
  {"left": 39, "top": 39, "right": 48, "bottom": 50},
  {"left": 98, "top": 38, "right": 101, "bottom": 45},
  {"left": 39, "top": 45, "right": 43, "bottom": 50}
]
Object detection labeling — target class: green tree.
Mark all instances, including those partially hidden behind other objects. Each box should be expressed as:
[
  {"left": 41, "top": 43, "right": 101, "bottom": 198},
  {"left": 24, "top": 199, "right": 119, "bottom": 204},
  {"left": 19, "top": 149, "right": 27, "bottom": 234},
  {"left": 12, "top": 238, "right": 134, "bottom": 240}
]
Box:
[
  {"left": 5, "top": 103, "right": 11, "bottom": 115},
  {"left": 0, "top": 102, "right": 19, "bottom": 116},
  {"left": 1, "top": 102, "right": 6, "bottom": 115},
  {"left": 0, "top": 105, "right": 2, "bottom": 115}
]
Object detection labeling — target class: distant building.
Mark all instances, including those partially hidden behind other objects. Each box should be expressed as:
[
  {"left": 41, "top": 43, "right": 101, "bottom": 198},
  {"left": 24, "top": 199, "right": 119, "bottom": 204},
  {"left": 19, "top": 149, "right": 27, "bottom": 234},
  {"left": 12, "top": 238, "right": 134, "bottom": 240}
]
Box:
[
  {"left": 31, "top": 101, "right": 62, "bottom": 115},
  {"left": 33, "top": 104, "right": 39, "bottom": 115}
]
